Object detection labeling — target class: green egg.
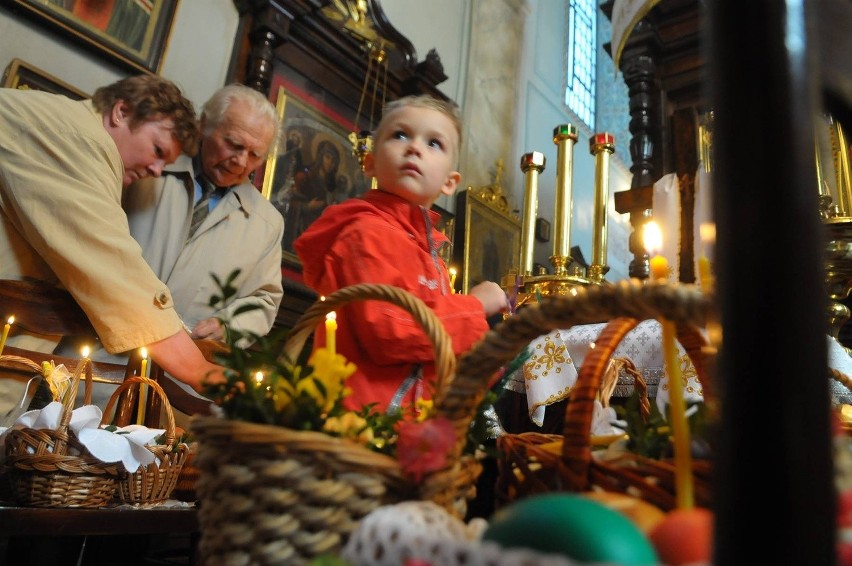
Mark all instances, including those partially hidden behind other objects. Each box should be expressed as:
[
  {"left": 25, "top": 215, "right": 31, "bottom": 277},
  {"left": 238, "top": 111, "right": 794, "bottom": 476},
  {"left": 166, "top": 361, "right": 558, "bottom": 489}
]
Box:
[{"left": 483, "top": 493, "right": 659, "bottom": 565}]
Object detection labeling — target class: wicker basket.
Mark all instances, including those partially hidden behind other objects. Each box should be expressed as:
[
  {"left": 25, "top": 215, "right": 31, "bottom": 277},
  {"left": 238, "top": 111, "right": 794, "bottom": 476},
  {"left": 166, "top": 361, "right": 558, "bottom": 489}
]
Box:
[
  {"left": 191, "top": 283, "right": 491, "bottom": 566},
  {"left": 453, "top": 279, "right": 716, "bottom": 512},
  {"left": 3, "top": 357, "right": 123, "bottom": 508},
  {"left": 101, "top": 376, "right": 189, "bottom": 504}
]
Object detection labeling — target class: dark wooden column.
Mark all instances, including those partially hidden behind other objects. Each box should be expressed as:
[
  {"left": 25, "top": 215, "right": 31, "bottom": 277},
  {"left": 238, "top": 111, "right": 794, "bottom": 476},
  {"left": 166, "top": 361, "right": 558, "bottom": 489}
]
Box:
[{"left": 708, "top": 2, "right": 833, "bottom": 564}]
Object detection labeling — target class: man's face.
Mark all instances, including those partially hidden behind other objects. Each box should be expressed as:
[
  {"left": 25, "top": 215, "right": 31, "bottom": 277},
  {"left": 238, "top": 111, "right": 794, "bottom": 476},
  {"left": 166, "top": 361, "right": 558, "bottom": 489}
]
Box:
[{"left": 200, "top": 99, "right": 275, "bottom": 187}]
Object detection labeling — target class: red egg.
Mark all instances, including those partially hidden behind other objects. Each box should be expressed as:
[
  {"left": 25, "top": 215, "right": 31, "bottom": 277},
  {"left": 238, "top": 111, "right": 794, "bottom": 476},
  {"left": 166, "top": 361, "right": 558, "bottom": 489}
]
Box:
[{"left": 649, "top": 507, "right": 713, "bottom": 566}]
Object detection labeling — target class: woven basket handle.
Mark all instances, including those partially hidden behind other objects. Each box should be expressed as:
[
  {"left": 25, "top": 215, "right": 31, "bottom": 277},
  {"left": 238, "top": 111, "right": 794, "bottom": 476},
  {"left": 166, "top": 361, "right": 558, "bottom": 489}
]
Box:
[
  {"left": 55, "top": 358, "right": 94, "bottom": 454},
  {"left": 0, "top": 354, "right": 43, "bottom": 375},
  {"left": 562, "top": 316, "right": 711, "bottom": 477},
  {"left": 456, "top": 280, "right": 713, "bottom": 449},
  {"left": 100, "top": 376, "right": 176, "bottom": 444},
  {"left": 281, "top": 283, "right": 456, "bottom": 407}
]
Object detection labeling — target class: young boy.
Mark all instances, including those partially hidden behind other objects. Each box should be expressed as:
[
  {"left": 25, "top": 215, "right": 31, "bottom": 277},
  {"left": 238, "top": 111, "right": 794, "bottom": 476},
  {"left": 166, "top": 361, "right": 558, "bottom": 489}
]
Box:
[{"left": 294, "top": 95, "right": 507, "bottom": 415}]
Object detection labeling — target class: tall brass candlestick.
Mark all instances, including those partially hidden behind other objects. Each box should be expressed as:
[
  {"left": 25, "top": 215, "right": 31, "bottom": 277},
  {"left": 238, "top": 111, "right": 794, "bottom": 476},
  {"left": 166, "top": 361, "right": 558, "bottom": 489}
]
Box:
[
  {"left": 551, "top": 124, "right": 578, "bottom": 275},
  {"left": 588, "top": 132, "right": 615, "bottom": 283},
  {"left": 519, "top": 151, "right": 546, "bottom": 276}
]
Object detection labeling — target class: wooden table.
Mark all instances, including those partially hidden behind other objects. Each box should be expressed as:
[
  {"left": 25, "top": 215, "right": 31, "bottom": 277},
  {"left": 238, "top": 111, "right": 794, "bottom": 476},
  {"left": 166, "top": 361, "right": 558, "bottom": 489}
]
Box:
[{"left": 0, "top": 502, "right": 199, "bottom": 565}]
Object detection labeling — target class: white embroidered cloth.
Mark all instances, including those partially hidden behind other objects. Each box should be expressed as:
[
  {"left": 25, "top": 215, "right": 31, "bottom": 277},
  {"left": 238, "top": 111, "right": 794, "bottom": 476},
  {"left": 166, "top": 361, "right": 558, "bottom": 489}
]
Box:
[
  {"left": 0, "top": 402, "right": 164, "bottom": 472},
  {"left": 507, "top": 319, "right": 704, "bottom": 426}
]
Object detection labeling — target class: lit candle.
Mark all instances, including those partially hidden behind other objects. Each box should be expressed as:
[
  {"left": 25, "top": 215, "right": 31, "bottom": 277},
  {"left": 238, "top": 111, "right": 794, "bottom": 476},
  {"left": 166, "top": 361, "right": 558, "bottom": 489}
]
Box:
[
  {"left": 449, "top": 267, "right": 458, "bottom": 294},
  {"left": 645, "top": 221, "right": 694, "bottom": 510},
  {"left": 255, "top": 371, "right": 264, "bottom": 387},
  {"left": 697, "top": 222, "right": 716, "bottom": 294},
  {"left": 325, "top": 311, "right": 337, "bottom": 356},
  {"left": 81, "top": 345, "right": 90, "bottom": 359},
  {"left": 0, "top": 315, "right": 14, "bottom": 356},
  {"left": 643, "top": 221, "right": 668, "bottom": 281},
  {"left": 137, "top": 347, "right": 148, "bottom": 426}
]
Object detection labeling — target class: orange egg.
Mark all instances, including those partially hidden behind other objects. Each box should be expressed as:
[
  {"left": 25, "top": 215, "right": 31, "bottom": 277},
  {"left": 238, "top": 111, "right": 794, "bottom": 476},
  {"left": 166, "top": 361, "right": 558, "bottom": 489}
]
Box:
[{"left": 649, "top": 507, "right": 714, "bottom": 566}]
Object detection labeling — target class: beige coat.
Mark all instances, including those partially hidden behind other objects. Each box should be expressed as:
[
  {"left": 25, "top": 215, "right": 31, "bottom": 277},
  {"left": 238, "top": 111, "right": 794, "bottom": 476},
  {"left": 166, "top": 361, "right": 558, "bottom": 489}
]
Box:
[
  {"left": 0, "top": 89, "right": 182, "bottom": 354},
  {"left": 123, "top": 155, "right": 284, "bottom": 341}
]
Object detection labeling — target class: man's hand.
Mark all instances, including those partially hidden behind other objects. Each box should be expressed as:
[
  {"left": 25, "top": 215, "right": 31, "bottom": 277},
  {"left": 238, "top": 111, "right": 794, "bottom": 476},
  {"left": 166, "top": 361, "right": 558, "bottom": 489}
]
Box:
[{"left": 191, "top": 317, "right": 225, "bottom": 341}]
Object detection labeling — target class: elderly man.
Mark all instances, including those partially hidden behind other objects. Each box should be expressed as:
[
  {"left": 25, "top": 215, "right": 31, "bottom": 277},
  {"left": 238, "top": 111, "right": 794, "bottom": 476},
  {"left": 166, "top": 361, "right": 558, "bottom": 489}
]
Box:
[{"left": 123, "top": 84, "right": 284, "bottom": 346}]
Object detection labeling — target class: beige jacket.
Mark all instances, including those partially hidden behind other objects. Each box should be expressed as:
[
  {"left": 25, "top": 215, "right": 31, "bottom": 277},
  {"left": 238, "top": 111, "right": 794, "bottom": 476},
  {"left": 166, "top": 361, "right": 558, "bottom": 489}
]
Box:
[
  {"left": 123, "top": 155, "right": 284, "bottom": 341},
  {"left": 0, "top": 89, "right": 182, "bottom": 354}
]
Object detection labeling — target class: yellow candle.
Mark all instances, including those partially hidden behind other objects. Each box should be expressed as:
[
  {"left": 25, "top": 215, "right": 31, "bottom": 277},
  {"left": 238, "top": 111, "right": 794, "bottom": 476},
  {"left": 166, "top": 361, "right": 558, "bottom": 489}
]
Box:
[
  {"left": 0, "top": 315, "right": 14, "bottom": 356},
  {"left": 698, "top": 222, "right": 716, "bottom": 294},
  {"left": 645, "top": 223, "right": 694, "bottom": 510},
  {"left": 449, "top": 267, "right": 458, "bottom": 294},
  {"left": 137, "top": 348, "right": 148, "bottom": 426},
  {"left": 325, "top": 311, "right": 337, "bottom": 356}
]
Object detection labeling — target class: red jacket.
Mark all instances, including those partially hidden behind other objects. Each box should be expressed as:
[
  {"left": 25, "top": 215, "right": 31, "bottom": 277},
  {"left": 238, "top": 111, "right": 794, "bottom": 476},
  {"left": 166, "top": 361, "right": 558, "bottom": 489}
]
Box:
[{"left": 294, "top": 189, "right": 490, "bottom": 413}]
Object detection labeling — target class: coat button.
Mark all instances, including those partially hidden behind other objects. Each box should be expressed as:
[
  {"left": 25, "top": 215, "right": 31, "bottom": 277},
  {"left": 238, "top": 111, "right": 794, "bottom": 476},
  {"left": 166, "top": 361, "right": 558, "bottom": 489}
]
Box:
[{"left": 156, "top": 292, "right": 169, "bottom": 306}]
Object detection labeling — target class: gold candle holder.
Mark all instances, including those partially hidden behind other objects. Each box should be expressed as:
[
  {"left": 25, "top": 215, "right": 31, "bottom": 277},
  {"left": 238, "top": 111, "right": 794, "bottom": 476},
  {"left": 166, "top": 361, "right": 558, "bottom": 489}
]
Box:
[
  {"left": 507, "top": 137, "right": 589, "bottom": 310},
  {"left": 519, "top": 151, "right": 546, "bottom": 276},
  {"left": 588, "top": 132, "right": 615, "bottom": 284},
  {"left": 551, "top": 124, "right": 578, "bottom": 276}
]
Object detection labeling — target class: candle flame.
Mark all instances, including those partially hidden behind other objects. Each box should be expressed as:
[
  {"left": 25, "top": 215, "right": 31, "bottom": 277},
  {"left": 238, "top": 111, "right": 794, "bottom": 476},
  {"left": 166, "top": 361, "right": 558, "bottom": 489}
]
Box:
[
  {"left": 643, "top": 221, "right": 663, "bottom": 255},
  {"left": 326, "top": 311, "right": 337, "bottom": 322},
  {"left": 255, "top": 371, "right": 264, "bottom": 385},
  {"left": 6, "top": 316, "right": 13, "bottom": 325},
  {"left": 81, "top": 345, "right": 91, "bottom": 358},
  {"left": 449, "top": 267, "right": 457, "bottom": 276},
  {"left": 140, "top": 347, "right": 148, "bottom": 360},
  {"left": 699, "top": 222, "right": 716, "bottom": 245}
]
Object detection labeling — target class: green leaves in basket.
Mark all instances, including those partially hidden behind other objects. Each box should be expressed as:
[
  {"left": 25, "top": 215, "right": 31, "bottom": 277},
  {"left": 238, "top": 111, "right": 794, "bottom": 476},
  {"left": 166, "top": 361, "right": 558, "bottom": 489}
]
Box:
[
  {"left": 200, "top": 270, "right": 402, "bottom": 453},
  {"left": 466, "top": 346, "right": 533, "bottom": 454},
  {"left": 615, "top": 389, "right": 712, "bottom": 460}
]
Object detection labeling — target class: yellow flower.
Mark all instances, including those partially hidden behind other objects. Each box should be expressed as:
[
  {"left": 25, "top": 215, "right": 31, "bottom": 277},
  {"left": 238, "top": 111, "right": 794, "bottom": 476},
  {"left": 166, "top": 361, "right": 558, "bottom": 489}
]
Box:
[
  {"left": 323, "top": 412, "right": 374, "bottom": 443},
  {"left": 302, "top": 347, "right": 356, "bottom": 412},
  {"left": 415, "top": 398, "right": 434, "bottom": 422}
]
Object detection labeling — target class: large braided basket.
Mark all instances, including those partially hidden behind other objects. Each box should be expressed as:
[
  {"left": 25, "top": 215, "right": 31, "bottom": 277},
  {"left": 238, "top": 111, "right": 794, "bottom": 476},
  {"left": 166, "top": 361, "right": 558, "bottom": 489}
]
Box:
[
  {"left": 191, "top": 283, "right": 490, "bottom": 566},
  {"left": 455, "top": 279, "right": 716, "bottom": 512},
  {"left": 3, "top": 356, "right": 123, "bottom": 508}
]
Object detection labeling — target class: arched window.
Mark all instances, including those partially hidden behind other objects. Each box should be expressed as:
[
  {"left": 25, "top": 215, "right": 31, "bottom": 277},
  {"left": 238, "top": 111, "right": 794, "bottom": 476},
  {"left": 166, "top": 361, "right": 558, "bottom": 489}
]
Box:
[{"left": 565, "top": 0, "right": 596, "bottom": 130}]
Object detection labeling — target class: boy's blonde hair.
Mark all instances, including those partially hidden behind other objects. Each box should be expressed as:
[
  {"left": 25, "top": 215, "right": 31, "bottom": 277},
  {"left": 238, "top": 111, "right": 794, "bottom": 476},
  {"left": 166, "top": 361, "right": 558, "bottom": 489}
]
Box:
[{"left": 376, "top": 95, "right": 463, "bottom": 162}]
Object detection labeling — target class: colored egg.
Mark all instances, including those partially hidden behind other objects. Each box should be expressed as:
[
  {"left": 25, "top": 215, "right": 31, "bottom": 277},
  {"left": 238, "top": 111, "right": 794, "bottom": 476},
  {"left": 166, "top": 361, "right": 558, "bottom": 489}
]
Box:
[
  {"left": 649, "top": 507, "right": 714, "bottom": 566},
  {"left": 482, "top": 493, "right": 659, "bottom": 565}
]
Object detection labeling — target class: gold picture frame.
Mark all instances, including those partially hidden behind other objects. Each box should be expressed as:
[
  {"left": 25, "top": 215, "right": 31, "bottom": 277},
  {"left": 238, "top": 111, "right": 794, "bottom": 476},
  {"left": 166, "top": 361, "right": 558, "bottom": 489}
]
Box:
[
  {"left": 2, "top": 58, "right": 88, "bottom": 99},
  {"left": 260, "top": 85, "right": 371, "bottom": 267},
  {"left": 3, "top": 0, "right": 178, "bottom": 74},
  {"left": 453, "top": 183, "right": 521, "bottom": 294}
]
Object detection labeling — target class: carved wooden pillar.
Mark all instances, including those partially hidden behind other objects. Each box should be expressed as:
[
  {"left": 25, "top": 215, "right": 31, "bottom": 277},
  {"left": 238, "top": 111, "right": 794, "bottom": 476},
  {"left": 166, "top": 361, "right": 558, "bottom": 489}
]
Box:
[
  {"left": 232, "top": 0, "right": 304, "bottom": 94},
  {"left": 614, "top": 49, "right": 661, "bottom": 280}
]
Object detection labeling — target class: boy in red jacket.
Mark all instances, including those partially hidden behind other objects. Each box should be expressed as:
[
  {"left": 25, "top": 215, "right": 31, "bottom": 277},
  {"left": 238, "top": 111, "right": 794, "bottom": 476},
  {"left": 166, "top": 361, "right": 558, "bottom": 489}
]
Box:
[{"left": 294, "top": 95, "right": 507, "bottom": 415}]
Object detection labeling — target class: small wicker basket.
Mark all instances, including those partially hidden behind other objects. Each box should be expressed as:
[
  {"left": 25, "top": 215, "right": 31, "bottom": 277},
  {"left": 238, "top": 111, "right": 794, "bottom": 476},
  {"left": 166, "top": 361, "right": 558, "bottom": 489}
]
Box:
[
  {"left": 191, "top": 283, "right": 492, "bottom": 566},
  {"left": 3, "top": 356, "right": 123, "bottom": 508},
  {"left": 454, "top": 279, "right": 716, "bottom": 512},
  {"left": 101, "top": 375, "right": 189, "bottom": 504}
]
